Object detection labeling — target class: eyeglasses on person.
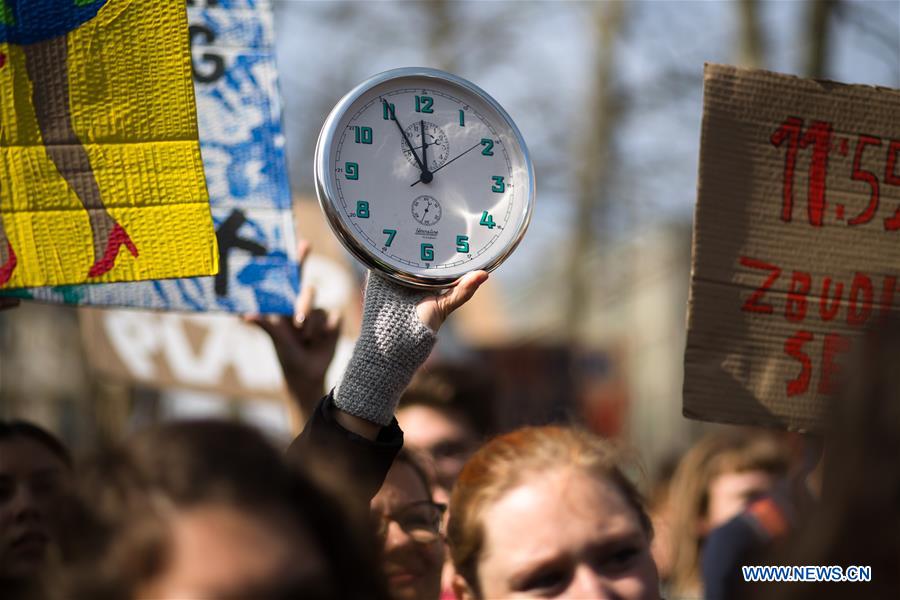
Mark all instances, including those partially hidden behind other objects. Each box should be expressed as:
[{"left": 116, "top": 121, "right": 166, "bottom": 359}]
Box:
[{"left": 372, "top": 500, "right": 447, "bottom": 543}]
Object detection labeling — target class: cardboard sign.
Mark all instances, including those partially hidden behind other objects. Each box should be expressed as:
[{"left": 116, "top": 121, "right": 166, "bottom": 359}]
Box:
[
  {"left": 78, "top": 204, "right": 362, "bottom": 399},
  {"left": 0, "top": 0, "right": 217, "bottom": 288},
  {"left": 80, "top": 307, "right": 290, "bottom": 401},
  {"left": 683, "top": 64, "right": 900, "bottom": 431},
  {"left": 8, "top": 0, "right": 297, "bottom": 314}
]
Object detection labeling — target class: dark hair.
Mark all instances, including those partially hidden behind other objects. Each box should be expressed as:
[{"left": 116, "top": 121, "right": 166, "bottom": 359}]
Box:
[
  {"left": 399, "top": 363, "right": 496, "bottom": 438},
  {"left": 59, "top": 420, "right": 389, "bottom": 600},
  {"left": 392, "top": 447, "right": 435, "bottom": 498},
  {"left": 0, "top": 420, "right": 72, "bottom": 468}
]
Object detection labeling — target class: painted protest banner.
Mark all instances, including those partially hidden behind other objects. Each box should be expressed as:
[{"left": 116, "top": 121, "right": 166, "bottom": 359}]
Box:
[
  {"left": 0, "top": 0, "right": 217, "bottom": 288},
  {"left": 80, "top": 308, "right": 290, "bottom": 401},
  {"left": 683, "top": 64, "right": 900, "bottom": 431},
  {"left": 9, "top": 0, "right": 298, "bottom": 314},
  {"left": 78, "top": 202, "right": 362, "bottom": 400}
]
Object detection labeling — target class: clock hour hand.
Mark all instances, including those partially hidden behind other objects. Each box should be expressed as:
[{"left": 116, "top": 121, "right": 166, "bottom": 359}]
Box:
[
  {"left": 410, "top": 140, "right": 482, "bottom": 187},
  {"left": 382, "top": 98, "right": 433, "bottom": 183}
]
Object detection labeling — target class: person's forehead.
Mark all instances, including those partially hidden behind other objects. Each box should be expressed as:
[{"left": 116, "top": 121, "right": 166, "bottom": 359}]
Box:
[
  {"left": 479, "top": 469, "right": 641, "bottom": 567},
  {"left": 710, "top": 469, "right": 773, "bottom": 495},
  {"left": 0, "top": 437, "right": 66, "bottom": 476},
  {"left": 372, "top": 461, "right": 431, "bottom": 508},
  {"left": 396, "top": 405, "right": 474, "bottom": 445}
]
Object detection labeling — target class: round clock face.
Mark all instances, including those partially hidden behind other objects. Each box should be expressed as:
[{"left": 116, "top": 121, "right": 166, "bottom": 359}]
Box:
[{"left": 315, "top": 67, "right": 535, "bottom": 288}]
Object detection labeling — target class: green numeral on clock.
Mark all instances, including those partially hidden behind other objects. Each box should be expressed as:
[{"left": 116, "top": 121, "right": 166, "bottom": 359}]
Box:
[
  {"left": 456, "top": 235, "right": 470, "bottom": 253},
  {"left": 382, "top": 102, "right": 395, "bottom": 120},
  {"left": 354, "top": 126, "right": 373, "bottom": 144},
  {"left": 480, "top": 211, "right": 496, "bottom": 229},
  {"left": 459, "top": 109, "right": 465, "bottom": 126},
  {"left": 491, "top": 175, "right": 505, "bottom": 193},
  {"left": 421, "top": 243, "right": 434, "bottom": 261},
  {"left": 481, "top": 138, "right": 494, "bottom": 156},
  {"left": 382, "top": 229, "right": 396, "bottom": 247},
  {"left": 345, "top": 162, "right": 358, "bottom": 180},
  {"left": 356, "top": 200, "right": 369, "bottom": 218},
  {"left": 415, "top": 95, "right": 434, "bottom": 113}
]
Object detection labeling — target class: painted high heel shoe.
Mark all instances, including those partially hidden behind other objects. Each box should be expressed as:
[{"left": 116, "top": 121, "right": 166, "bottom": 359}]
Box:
[
  {"left": 0, "top": 241, "right": 16, "bottom": 286},
  {"left": 87, "top": 223, "right": 138, "bottom": 278}
]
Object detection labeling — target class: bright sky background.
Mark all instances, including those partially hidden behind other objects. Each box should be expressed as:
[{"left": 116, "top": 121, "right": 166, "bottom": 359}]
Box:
[{"left": 273, "top": 0, "right": 900, "bottom": 302}]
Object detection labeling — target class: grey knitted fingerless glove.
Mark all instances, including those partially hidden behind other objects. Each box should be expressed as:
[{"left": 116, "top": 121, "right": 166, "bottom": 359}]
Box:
[{"left": 334, "top": 273, "right": 437, "bottom": 426}]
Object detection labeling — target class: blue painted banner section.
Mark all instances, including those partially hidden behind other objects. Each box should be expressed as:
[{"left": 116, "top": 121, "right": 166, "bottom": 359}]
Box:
[{"left": 7, "top": 0, "right": 298, "bottom": 314}]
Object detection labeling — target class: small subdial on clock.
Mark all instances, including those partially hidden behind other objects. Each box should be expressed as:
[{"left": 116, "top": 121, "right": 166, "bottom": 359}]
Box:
[
  {"left": 411, "top": 195, "right": 442, "bottom": 226},
  {"left": 402, "top": 121, "right": 450, "bottom": 172}
]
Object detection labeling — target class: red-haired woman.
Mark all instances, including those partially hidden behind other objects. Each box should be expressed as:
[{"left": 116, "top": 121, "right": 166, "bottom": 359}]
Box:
[{"left": 448, "top": 426, "right": 661, "bottom": 600}]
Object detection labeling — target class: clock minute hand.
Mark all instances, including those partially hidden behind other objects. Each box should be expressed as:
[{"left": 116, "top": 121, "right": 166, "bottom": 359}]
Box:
[
  {"left": 421, "top": 119, "right": 429, "bottom": 174},
  {"left": 383, "top": 99, "right": 433, "bottom": 184},
  {"left": 410, "top": 140, "right": 482, "bottom": 187}
]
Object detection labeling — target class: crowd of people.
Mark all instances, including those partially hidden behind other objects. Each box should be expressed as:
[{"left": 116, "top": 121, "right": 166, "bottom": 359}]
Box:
[{"left": 1, "top": 259, "right": 899, "bottom": 600}]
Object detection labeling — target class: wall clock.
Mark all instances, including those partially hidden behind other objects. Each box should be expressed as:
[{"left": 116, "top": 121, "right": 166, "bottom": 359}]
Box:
[{"left": 315, "top": 67, "right": 534, "bottom": 288}]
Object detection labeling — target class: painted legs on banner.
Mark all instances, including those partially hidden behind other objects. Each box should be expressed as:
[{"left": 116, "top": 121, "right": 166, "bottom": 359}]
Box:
[
  {"left": 0, "top": 230, "right": 15, "bottom": 287},
  {"left": 22, "top": 35, "right": 138, "bottom": 279},
  {"left": 0, "top": 52, "right": 14, "bottom": 286}
]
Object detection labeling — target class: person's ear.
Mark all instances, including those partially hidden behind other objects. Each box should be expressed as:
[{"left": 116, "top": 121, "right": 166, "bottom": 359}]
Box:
[{"left": 452, "top": 573, "right": 477, "bottom": 600}]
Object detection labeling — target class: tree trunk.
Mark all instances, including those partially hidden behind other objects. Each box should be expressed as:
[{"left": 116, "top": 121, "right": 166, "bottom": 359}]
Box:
[
  {"left": 738, "top": 0, "right": 765, "bottom": 68},
  {"left": 806, "top": 0, "right": 836, "bottom": 78},
  {"left": 563, "top": 1, "right": 626, "bottom": 343}
]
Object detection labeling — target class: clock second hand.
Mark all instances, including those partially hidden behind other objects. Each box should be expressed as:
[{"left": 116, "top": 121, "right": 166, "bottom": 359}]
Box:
[
  {"left": 382, "top": 98, "right": 432, "bottom": 183},
  {"left": 411, "top": 140, "right": 482, "bottom": 187}
]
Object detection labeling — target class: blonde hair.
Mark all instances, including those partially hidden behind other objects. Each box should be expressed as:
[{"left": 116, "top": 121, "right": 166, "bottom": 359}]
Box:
[
  {"left": 446, "top": 426, "right": 652, "bottom": 596},
  {"left": 667, "top": 430, "right": 789, "bottom": 596}
]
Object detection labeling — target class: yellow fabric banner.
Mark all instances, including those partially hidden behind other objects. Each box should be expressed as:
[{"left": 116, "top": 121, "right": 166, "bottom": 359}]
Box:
[{"left": 0, "top": 0, "right": 217, "bottom": 288}]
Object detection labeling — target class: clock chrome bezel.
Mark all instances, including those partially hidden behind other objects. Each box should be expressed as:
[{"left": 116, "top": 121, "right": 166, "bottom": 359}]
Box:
[{"left": 314, "top": 67, "right": 535, "bottom": 289}]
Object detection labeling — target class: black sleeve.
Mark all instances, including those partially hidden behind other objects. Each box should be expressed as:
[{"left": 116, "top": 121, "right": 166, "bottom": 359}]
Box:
[
  {"left": 701, "top": 514, "right": 765, "bottom": 600},
  {"left": 285, "top": 391, "right": 403, "bottom": 504}
]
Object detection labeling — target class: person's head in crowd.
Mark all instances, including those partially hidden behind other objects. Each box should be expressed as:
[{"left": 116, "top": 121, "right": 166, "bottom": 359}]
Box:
[
  {"left": 667, "top": 429, "right": 789, "bottom": 597},
  {"left": 0, "top": 421, "right": 72, "bottom": 597},
  {"left": 59, "top": 420, "right": 389, "bottom": 600},
  {"left": 447, "top": 426, "right": 660, "bottom": 600},
  {"left": 396, "top": 363, "right": 495, "bottom": 495},
  {"left": 371, "top": 448, "right": 445, "bottom": 600}
]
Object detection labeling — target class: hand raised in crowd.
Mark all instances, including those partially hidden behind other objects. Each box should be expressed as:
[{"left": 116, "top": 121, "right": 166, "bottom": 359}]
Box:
[
  {"left": 248, "top": 241, "right": 342, "bottom": 418},
  {"left": 331, "top": 269, "right": 488, "bottom": 440},
  {"left": 413, "top": 270, "right": 488, "bottom": 334},
  {"left": 255, "top": 233, "right": 488, "bottom": 441}
]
